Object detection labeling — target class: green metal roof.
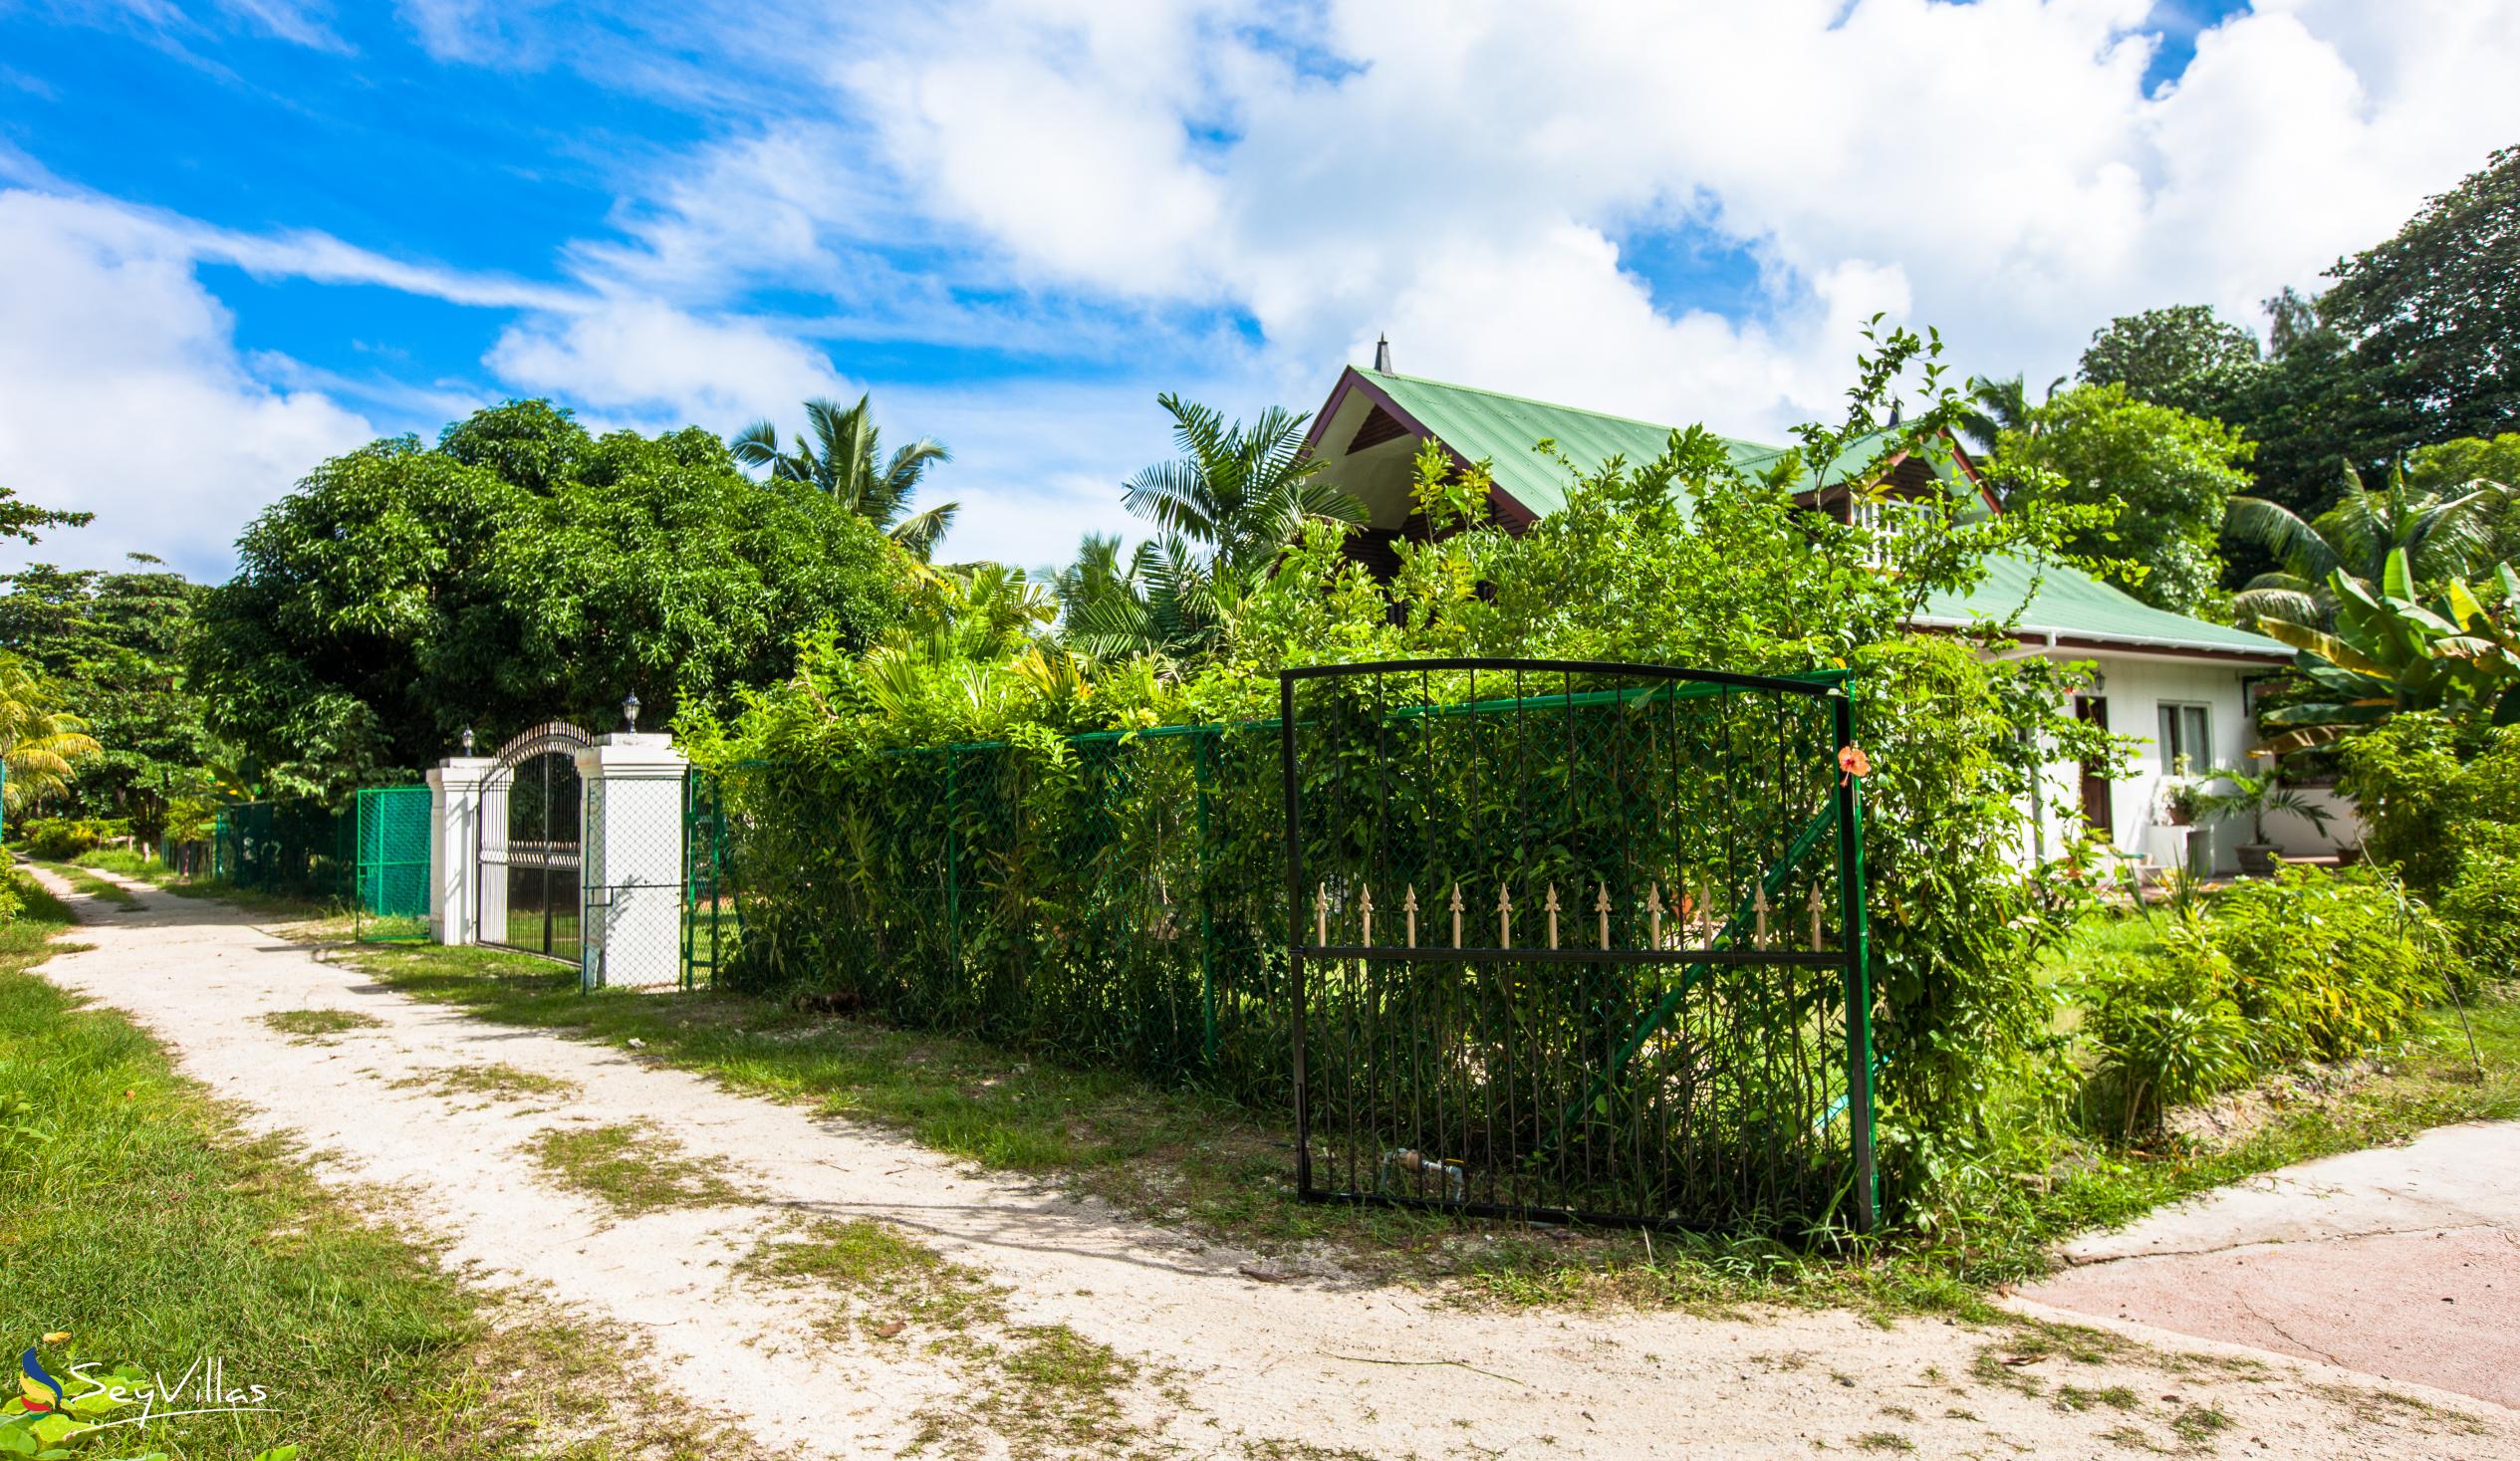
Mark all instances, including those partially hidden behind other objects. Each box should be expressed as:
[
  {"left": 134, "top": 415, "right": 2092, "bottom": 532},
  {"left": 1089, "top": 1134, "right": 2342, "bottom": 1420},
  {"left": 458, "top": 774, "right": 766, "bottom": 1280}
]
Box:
[
  {"left": 1351, "top": 367, "right": 2288, "bottom": 660},
  {"left": 1919, "top": 554, "right": 2289, "bottom": 658},
  {"left": 1361, "top": 368, "right": 1784, "bottom": 515}
]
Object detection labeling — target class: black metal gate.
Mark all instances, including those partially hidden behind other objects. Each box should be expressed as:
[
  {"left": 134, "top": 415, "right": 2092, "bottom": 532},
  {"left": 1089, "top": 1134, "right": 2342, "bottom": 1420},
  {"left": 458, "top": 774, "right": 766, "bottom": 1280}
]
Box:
[
  {"left": 1280, "top": 659, "right": 1877, "bottom": 1235},
  {"left": 478, "top": 722, "right": 594, "bottom": 963}
]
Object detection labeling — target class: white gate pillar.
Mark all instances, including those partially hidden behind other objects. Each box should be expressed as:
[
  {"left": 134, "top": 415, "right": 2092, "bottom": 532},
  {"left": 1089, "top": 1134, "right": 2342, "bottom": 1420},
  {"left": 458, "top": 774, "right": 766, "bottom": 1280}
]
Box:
[
  {"left": 428, "top": 755, "right": 497, "bottom": 944},
  {"left": 575, "top": 733, "right": 688, "bottom": 990}
]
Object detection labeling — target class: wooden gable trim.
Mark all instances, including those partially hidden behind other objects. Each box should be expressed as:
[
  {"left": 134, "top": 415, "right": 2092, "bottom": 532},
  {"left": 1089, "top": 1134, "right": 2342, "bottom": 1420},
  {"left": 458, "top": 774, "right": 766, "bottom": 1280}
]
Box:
[{"left": 1305, "top": 365, "right": 1543, "bottom": 533}]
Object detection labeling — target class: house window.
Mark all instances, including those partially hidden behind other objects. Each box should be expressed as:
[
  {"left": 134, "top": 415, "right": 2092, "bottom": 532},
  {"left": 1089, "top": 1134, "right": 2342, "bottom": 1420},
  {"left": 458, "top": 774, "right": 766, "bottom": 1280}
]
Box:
[
  {"left": 2157, "top": 702, "right": 2212, "bottom": 776},
  {"left": 1851, "top": 497, "right": 1922, "bottom": 569}
]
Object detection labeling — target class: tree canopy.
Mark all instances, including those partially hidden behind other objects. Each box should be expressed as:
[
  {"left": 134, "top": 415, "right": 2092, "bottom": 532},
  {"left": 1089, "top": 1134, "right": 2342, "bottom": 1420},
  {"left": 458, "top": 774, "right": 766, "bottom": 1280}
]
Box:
[
  {"left": 2077, "top": 305, "right": 2262, "bottom": 418},
  {"left": 1998, "top": 383, "right": 2254, "bottom": 614},
  {"left": 0, "top": 557, "right": 209, "bottom": 838},
  {"left": 188, "top": 400, "right": 904, "bottom": 798},
  {"left": 2322, "top": 144, "right": 2520, "bottom": 449},
  {"left": 731, "top": 394, "right": 958, "bottom": 560}
]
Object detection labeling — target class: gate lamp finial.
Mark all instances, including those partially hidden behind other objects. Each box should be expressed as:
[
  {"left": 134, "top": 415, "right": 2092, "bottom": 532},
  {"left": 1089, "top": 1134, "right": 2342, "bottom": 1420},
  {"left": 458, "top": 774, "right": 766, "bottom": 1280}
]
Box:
[
  {"left": 623, "top": 690, "right": 642, "bottom": 733},
  {"left": 461, "top": 725, "right": 475, "bottom": 756}
]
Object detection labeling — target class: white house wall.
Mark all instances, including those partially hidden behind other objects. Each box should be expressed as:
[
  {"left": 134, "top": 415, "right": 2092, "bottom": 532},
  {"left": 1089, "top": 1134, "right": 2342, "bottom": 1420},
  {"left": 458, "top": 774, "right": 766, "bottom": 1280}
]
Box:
[{"left": 2019, "top": 651, "right": 2359, "bottom": 875}]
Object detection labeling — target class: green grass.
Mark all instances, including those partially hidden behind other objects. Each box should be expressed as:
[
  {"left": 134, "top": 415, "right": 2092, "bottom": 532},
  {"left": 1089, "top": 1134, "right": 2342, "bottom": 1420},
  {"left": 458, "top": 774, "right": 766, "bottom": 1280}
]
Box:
[
  {"left": 28, "top": 858, "right": 139, "bottom": 906},
  {"left": 0, "top": 870, "right": 752, "bottom": 1459},
  {"left": 312, "top": 912, "right": 2520, "bottom": 1321},
  {"left": 394, "top": 1063, "right": 578, "bottom": 1102},
  {"left": 260, "top": 1007, "right": 385, "bottom": 1040},
  {"left": 74, "top": 847, "right": 188, "bottom": 885},
  {"left": 525, "top": 1121, "right": 742, "bottom": 1216}
]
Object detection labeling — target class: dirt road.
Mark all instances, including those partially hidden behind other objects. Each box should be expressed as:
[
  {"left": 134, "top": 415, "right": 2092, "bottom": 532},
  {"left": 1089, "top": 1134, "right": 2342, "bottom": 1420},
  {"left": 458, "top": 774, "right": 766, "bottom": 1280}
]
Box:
[{"left": 23, "top": 867, "right": 2510, "bottom": 1459}]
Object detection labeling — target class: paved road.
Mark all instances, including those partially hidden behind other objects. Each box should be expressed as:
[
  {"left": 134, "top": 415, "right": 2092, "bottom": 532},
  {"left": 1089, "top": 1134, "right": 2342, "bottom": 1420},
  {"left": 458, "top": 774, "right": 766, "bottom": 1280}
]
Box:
[{"left": 2017, "top": 1121, "right": 2520, "bottom": 1411}]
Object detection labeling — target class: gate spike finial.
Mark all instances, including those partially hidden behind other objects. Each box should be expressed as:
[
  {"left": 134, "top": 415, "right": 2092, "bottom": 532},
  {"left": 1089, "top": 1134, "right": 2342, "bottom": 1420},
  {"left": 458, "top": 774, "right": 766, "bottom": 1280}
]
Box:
[
  {"left": 1316, "top": 882, "right": 1329, "bottom": 947},
  {"left": 1596, "top": 881, "right": 1612, "bottom": 950},
  {"left": 1754, "top": 883, "right": 1771, "bottom": 949},
  {"left": 1497, "top": 882, "right": 1513, "bottom": 949},
  {"left": 1646, "top": 882, "right": 1664, "bottom": 949},
  {"left": 1808, "top": 881, "right": 1826, "bottom": 949},
  {"left": 1360, "top": 884, "right": 1375, "bottom": 946},
  {"left": 1450, "top": 882, "right": 1464, "bottom": 949},
  {"left": 1403, "top": 884, "right": 1418, "bottom": 948},
  {"left": 1544, "top": 882, "right": 1561, "bottom": 950}
]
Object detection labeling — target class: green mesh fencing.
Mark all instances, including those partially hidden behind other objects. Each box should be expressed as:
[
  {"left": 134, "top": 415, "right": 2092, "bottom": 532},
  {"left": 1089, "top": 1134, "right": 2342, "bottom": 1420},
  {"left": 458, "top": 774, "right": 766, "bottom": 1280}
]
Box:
[
  {"left": 212, "top": 800, "right": 354, "bottom": 900},
  {"left": 355, "top": 785, "right": 434, "bottom": 942}
]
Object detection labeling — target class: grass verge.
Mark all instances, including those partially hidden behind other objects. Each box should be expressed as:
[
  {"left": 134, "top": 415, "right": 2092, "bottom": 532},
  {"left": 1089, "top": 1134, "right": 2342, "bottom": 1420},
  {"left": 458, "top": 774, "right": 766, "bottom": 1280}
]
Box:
[
  {"left": 26, "top": 858, "right": 139, "bottom": 906},
  {"left": 0, "top": 869, "right": 757, "bottom": 1459},
  {"left": 314, "top": 918, "right": 2519, "bottom": 1321}
]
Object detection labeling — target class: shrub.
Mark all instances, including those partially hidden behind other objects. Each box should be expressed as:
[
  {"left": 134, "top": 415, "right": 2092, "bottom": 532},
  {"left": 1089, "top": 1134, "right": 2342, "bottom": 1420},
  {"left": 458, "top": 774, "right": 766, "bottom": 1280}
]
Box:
[
  {"left": 2081, "top": 935, "right": 2254, "bottom": 1135},
  {"left": 2079, "top": 863, "right": 2453, "bottom": 1135},
  {"left": 16, "top": 817, "right": 122, "bottom": 862},
  {"left": 2440, "top": 851, "right": 2520, "bottom": 980},
  {"left": 2338, "top": 714, "right": 2520, "bottom": 897}
]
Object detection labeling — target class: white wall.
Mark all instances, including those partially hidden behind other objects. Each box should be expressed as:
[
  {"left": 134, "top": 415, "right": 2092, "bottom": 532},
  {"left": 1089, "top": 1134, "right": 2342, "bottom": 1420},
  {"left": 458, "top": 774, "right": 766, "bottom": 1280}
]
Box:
[{"left": 2018, "top": 651, "right": 2360, "bottom": 875}]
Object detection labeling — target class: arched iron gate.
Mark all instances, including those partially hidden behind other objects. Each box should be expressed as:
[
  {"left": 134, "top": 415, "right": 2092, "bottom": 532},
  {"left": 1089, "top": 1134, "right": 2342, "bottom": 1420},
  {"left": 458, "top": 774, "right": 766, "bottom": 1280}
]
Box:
[
  {"left": 1279, "top": 658, "right": 1877, "bottom": 1234},
  {"left": 477, "top": 721, "right": 594, "bottom": 963}
]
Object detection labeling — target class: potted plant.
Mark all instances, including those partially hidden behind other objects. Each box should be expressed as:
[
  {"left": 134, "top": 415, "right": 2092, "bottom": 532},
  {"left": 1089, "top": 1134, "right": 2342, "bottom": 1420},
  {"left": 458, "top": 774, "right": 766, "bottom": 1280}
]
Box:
[
  {"left": 2160, "top": 780, "right": 2201, "bottom": 827},
  {"left": 2190, "top": 763, "right": 2336, "bottom": 875}
]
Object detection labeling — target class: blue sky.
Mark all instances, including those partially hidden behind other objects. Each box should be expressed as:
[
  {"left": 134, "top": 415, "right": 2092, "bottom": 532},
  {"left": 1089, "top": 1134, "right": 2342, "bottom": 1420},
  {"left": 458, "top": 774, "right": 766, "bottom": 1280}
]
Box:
[{"left": 0, "top": 0, "right": 2508, "bottom": 581}]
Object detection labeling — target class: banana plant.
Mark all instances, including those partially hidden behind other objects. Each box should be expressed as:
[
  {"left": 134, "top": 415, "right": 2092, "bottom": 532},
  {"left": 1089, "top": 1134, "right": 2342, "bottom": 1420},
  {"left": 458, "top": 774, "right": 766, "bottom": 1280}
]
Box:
[{"left": 2254, "top": 550, "right": 2520, "bottom": 753}]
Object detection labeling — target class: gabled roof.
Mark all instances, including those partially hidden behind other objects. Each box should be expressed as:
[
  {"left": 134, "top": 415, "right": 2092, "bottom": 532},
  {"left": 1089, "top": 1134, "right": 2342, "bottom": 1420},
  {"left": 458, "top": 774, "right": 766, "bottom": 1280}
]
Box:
[{"left": 1309, "top": 365, "right": 2290, "bottom": 665}]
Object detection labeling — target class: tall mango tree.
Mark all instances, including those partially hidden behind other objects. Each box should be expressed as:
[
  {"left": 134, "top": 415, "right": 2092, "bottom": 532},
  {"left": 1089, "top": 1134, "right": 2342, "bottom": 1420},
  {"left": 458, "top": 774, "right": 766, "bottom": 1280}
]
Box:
[{"left": 2254, "top": 548, "right": 2520, "bottom": 752}]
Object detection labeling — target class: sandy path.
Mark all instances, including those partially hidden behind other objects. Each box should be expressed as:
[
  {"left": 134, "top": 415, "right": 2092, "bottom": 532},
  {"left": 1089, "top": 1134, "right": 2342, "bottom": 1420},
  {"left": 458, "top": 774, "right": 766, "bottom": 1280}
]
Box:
[
  {"left": 2019, "top": 1120, "right": 2520, "bottom": 1410},
  {"left": 22, "top": 867, "right": 2515, "bottom": 1460}
]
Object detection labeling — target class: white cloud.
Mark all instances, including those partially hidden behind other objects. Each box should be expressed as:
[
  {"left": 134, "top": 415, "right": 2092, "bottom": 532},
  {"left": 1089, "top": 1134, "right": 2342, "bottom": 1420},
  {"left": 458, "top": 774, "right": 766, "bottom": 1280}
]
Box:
[
  {"left": 0, "top": 190, "right": 375, "bottom": 578},
  {"left": 485, "top": 298, "right": 849, "bottom": 428},
  {"left": 820, "top": 0, "right": 2520, "bottom": 437}
]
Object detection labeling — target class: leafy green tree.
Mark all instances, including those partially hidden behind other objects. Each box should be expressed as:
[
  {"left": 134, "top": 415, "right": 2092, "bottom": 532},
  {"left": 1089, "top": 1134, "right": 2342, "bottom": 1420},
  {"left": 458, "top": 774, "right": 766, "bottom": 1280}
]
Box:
[
  {"left": 2225, "top": 465, "right": 2506, "bottom": 628},
  {"left": 1997, "top": 383, "right": 2254, "bottom": 614},
  {"left": 1121, "top": 393, "right": 1362, "bottom": 573},
  {"left": 0, "top": 652, "right": 101, "bottom": 816},
  {"left": 731, "top": 395, "right": 958, "bottom": 560},
  {"left": 0, "top": 557, "right": 211, "bottom": 842},
  {"left": 189, "top": 401, "right": 904, "bottom": 798},
  {"left": 2076, "top": 305, "right": 2262, "bottom": 418},
  {"left": 2322, "top": 144, "right": 2520, "bottom": 448},
  {"left": 0, "top": 483, "right": 92, "bottom": 547}
]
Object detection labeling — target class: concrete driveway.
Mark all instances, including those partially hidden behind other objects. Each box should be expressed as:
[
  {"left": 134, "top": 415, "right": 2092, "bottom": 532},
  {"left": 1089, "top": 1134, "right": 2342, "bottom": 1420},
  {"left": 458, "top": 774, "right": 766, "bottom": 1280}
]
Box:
[{"left": 2016, "top": 1120, "right": 2520, "bottom": 1411}]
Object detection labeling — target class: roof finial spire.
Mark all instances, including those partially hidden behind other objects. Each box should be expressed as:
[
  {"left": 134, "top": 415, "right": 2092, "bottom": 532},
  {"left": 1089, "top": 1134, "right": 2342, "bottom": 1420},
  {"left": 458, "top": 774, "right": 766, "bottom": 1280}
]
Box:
[{"left": 1373, "top": 332, "right": 1391, "bottom": 373}]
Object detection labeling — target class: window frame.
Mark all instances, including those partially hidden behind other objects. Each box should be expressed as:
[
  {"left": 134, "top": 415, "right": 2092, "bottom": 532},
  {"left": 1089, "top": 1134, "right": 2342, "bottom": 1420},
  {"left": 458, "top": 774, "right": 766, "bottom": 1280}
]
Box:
[{"left": 2156, "top": 700, "right": 2213, "bottom": 776}]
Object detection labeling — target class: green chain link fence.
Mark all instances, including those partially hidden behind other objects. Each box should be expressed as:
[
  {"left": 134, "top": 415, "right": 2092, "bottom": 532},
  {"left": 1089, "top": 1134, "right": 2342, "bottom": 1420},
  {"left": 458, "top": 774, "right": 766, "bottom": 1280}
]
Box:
[
  {"left": 212, "top": 800, "right": 355, "bottom": 900},
  {"left": 354, "top": 785, "right": 434, "bottom": 942}
]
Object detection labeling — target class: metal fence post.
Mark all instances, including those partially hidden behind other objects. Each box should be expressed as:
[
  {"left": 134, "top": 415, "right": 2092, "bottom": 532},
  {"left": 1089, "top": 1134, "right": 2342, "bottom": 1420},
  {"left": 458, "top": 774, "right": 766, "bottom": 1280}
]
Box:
[
  {"left": 1279, "top": 671, "right": 1309, "bottom": 1197},
  {"left": 1832, "top": 692, "right": 1879, "bottom": 1233},
  {"left": 1194, "top": 728, "right": 1218, "bottom": 1069}
]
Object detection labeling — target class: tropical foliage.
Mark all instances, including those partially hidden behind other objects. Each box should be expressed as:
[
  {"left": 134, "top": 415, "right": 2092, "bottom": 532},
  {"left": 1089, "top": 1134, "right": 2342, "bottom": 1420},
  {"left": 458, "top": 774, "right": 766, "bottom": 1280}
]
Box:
[
  {"left": 695, "top": 323, "right": 2120, "bottom": 1212},
  {"left": 2251, "top": 551, "right": 2520, "bottom": 752},
  {"left": 0, "top": 652, "right": 100, "bottom": 816},
  {"left": 2226, "top": 464, "right": 2506, "bottom": 628},
  {"left": 731, "top": 394, "right": 958, "bottom": 560}
]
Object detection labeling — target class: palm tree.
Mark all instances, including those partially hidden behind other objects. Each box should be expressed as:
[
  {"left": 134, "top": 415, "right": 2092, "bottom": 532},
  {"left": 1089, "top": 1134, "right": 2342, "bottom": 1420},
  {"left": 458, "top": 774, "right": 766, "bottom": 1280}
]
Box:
[
  {"left": 1121, "top": 393, "right": 1362, "bottom": 574},
  {"left": 730, "top": 395, "right": 959, "bottom": 560},
  {"left": 2226, "top": 463, "right": 2507, "bottom": 629},
  {"left": 1057, "top": 535, "right": 1248, "bottom": 663},
  {"left": 0, "top": 652, "right": 101, "bottom": 818},
  {"left": 1954, "top": 373, "right": 2064, "bottom": 455}
]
